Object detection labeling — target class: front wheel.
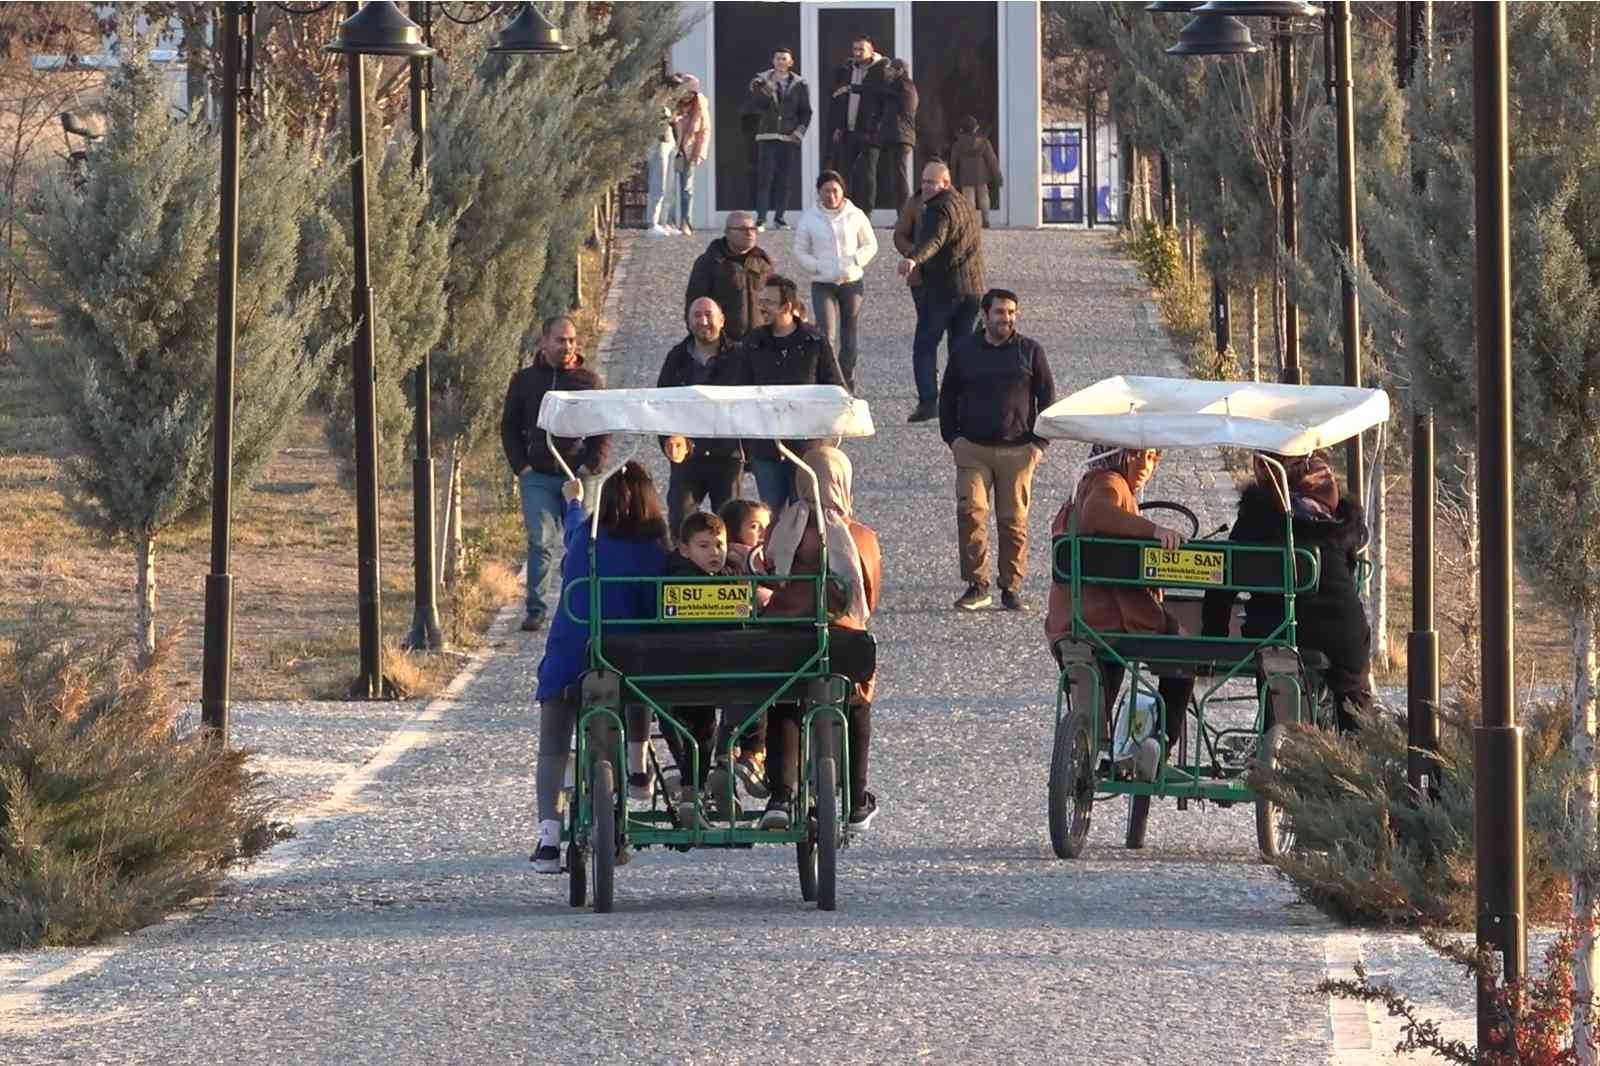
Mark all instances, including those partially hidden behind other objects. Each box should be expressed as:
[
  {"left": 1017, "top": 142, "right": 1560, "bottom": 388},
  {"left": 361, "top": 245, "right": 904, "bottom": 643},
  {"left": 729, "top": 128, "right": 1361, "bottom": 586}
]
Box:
[
  {"left": 797, "top": 812, "right": 818, "bottom": 902},
  {"left": 1048, "top": 709, "right": 1096, "bottom": 859},
  {"left": 815, "top": 756, "right": 838, "bottom": 911},
  {"left": 591, "top": 760, "right": 617, "bottom": 912},
  {"left": 1254, "top": 725, "right": 1293, "bottom": 861}
]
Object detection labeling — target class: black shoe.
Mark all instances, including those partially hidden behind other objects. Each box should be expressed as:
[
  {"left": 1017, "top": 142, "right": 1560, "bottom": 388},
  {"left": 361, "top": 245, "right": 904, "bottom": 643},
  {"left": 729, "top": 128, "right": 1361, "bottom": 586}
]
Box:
[
  {"left": 906, "top": 401, "right": 937, "bottom": 423},
  {"left": 530, "top": 844, "right": 561, "bottom": 874},
  {"left": 521, "top": 613, "right": 546, "bottom": 632},
  {"left": 759, "top": 792, "right": 792, "bottom": 830},
  {"left": 773, "top": 219, "right": 790, "bottom": 230},
  {"left": 954, "top": 584, "right": 992, "bottom": 611},
  {"left": 1001, "top": 588, "right": 1027, "bottom": 612},
  {"left": 848, "top": 791, "right": 878, "bottom": 830}
]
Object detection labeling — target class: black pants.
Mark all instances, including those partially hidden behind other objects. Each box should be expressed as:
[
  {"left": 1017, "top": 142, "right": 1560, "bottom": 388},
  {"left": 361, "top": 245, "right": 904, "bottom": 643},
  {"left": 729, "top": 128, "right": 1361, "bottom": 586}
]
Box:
[
  {"left": 845, "top": 136, "right": 881, "bottom": 212},
  {"left": 766, "top": 699, "right": 871, "bottom": 805},
  {"left": 661, "top": 706, "right": 718, "bottom": 789},
  {"left": 755, "top": 141, "right": 798, "bottom": 224},
  {"left": 716, "top": 705, "right": 767, "bottom": 756},
  {"left": 665, "top": 456, "right": 742, "bottom": 543},
  {"left": 886, "top": 144, "right": 913, "bottom": 211},
  {"left": 1098, "top": 661, "right": 1190, "bottom": 750}
]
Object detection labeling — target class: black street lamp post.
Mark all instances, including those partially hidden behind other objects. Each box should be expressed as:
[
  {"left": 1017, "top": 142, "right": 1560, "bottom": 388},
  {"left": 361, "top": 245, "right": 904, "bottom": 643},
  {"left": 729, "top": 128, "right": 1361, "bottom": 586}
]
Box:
[
  {"left": 1329, "top": 0, "right": 1361, "bottom": 503},
  {"left": 1472, "top": 0, "right": 1525, "bottom": 1041}
]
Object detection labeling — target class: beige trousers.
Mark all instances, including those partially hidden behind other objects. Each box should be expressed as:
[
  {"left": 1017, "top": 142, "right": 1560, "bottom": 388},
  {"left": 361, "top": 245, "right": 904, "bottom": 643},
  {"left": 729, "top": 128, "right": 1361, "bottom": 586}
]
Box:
[{"left": 953, "top": 437, "right": 1041, "bottom": 591}]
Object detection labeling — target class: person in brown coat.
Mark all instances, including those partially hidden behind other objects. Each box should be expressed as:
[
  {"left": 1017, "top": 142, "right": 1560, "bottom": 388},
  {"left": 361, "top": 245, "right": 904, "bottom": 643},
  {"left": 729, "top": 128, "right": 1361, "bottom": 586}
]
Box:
[
  {"left": 948, "top": 116, "right": 1003, "bottom": 228},
  {"left": 1044, "top": 445, "right": 1190, "bottom": 777},
  {"left": 755, "top": 445, "right": 883, "bottom": 831}
]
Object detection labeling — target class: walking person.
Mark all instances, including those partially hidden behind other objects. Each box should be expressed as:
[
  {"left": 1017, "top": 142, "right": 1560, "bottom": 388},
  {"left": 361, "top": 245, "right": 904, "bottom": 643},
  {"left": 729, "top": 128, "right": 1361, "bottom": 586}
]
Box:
[
  {"left": 899, "top": 161, "right": 986, "bottom": 422},
  {"left": 743, "top": 275, "right": 846, "bottom": 512},
  {"left": 748, "top": 47, "right": 811, "bottom": 232},
  {"left": 669, "top": 74, "right": 710, "bottom": 235},
  {"left": 948, "top": 115, "right": 1003, "bottom": 229},
  {"left": 831, "top": 36, "right": 888, "bottom": 213},
  {"left": 500, "top": 316, "right": 611, "bottom": 631},
  {"left": 684, "top": 210, "right": 774, "bottom": 341},
  {"left": 658, "top": 298, "right": 751, "bottom": 537},
  {"left": 939, "top": 289, "right": 1055, "bottom": 612},
  {"left": 793, "top": 169, "right": 877, "bottom": 393},
  {"left": 873, "top": 58, "right": 919, "bottom": 213}
]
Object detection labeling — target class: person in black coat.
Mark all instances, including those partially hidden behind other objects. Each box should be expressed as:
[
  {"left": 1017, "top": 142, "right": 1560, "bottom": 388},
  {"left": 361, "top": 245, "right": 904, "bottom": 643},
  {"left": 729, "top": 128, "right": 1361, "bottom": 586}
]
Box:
[
  {"left": 830, "top": 37, "right": 889, "bottom": 212},
  {"left": 658, "top": 298, "right": 752, "bottom": 537},
  {"left": 1201, "top": 453, "right": 1372, "bottom": 731}
]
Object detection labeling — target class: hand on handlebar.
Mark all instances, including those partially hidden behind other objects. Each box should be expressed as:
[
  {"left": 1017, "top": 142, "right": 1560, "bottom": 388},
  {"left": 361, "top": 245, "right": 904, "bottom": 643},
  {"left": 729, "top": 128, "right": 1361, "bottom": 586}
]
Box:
[
  {"left": 1153, "top": 525, "right": 1184, "bottom": 551},
  {"left": 562, "top": 479, "right": 583, "bottom": 503}
]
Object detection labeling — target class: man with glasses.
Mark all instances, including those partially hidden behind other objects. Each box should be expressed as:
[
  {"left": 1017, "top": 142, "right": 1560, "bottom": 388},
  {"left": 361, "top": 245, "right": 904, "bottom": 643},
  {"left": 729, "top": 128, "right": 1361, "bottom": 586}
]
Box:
[{"left": 684, "top": 210, "right": 774, "bottom": 341}]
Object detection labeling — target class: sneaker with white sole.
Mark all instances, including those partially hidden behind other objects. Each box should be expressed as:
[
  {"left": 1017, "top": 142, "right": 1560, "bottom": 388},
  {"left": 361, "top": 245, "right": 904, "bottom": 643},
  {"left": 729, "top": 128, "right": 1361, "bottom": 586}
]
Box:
[
  {"left": 759, "top": 792, "right": 792, "bottom": 830},
  {"left": 954, "top": 584, "right": 992, "bottom": 611},
  {"left": 530, "top": 819, "right": 562, "bottom": 873},
  {"left": 848, "top": 791, "right": 879, "bottom": 831}
]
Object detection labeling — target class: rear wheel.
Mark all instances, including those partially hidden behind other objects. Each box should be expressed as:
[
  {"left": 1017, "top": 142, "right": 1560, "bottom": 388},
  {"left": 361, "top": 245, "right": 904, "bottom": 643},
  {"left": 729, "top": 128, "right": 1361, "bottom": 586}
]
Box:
[
  {"left": 1125, "top": 794, "right": 1151, "bottom": 850},
  {"left": 591, "top": 760, "right": 616, "bottom": 912},
  {"left": 1254, "top": 724, "right": 1293, "bottom": 861},
  {"left": 815, "top": 756, "right": 838, "bottom": 911},
  {"left": 1048, "top": 709, "right": 1095, "bottom": 859},
  {"left": 796, "top": 820, "right": 818, "bottom": 902}
]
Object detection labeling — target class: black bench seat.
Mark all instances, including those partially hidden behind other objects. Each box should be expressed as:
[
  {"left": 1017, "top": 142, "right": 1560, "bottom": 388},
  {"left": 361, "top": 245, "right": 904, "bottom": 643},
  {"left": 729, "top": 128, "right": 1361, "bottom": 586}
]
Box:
[{"left": 593, "top": 627, "right": 876, "bottom": 704}]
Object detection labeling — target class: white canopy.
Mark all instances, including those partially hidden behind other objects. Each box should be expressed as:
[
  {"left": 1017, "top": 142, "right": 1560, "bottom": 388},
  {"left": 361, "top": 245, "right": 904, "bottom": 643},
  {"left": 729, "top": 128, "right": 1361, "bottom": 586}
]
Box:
[
  {"left": 537, "top": 385, "right": 875, "bottom": 440},
  {"left": 1035, "top": 376, "right": 1390, "bottom": 454}
]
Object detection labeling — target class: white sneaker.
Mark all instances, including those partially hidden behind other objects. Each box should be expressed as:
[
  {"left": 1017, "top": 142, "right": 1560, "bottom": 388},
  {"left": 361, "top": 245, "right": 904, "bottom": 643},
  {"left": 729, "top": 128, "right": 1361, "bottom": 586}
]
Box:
[
  {"left": 1134, "top": 737, "right": 1163, "bottom": 782},
  {"left": 648, "top": 223, "right": 675, "bottom": 237},
  {"left": 530, "top": 819, "right": 562, "bottom": 873}
]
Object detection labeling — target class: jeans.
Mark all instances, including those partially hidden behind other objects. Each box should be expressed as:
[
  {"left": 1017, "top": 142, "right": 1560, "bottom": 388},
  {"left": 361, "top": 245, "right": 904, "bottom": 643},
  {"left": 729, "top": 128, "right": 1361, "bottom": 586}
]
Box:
[
  {"left": 645, "top": 139, "right": 674, "bottom": 227},
  {"left": 811, "top": 280, "right": 864, "bottom": 391},
  {"left": 750, "top": 457, "right": 793, "bottom": 513},
  {"left": 913, "top": 291, "right": 982, "bottom": 405},
  {"left": 670, "top": 156, "right": 695, "bottom": 229},
  {"left": 665, "top": 456, "right": 743, "bottom": 542},
  {"left": 845, "top": 135, "right": 880, "bottom": 212},
  {"left": 519, "top": 469, "right": 566, "bottom": 619},
  {"left": 755, "top": 140, "right": 797, "bottom": 224}
]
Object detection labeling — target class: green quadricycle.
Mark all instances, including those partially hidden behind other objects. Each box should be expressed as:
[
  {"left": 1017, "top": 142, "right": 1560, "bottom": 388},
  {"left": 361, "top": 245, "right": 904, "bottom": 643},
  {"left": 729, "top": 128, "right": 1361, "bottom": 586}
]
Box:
[
  {"left": 536, "top": 384, "right": 876, "bottom": 913},
  {"left": 1036, "top": 375, "right": 1390, "bottom": 860}
]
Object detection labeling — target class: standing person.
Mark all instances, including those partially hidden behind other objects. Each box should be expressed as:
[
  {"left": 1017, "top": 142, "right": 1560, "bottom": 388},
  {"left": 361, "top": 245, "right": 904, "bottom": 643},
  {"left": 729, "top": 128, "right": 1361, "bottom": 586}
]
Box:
[
  {"left": 792, "top": 169, "right": 877, "bottom": 392},
  {"left": 893, "top": 167, "right": 928, "bottom": 346},
  {"left": 938, "top": 289, "right": 1055, "bottom": 612},
  {"left": 898, "top": 161, "right": 986, "bottom": 423},
  {"left": 749, "top": 47, "right": 811, "bottom": 232},
  {"left": 658, "top": 298, "right": 750, "bottom": 537},
  {"left": 684, "top": 211, "right": 774, "bottom": 341},
  {"left": 501, "top": 316, "right": 611, "bottom": 632},
  {"left": 831, "top": 36, "right": 888, "bottom": 214},
  {"left": 948, "top": 115, "right": 1003, "bottom": 229},
  {"left": 644, "top": 93, "right": 678, "bottom": 236},
  {"left": 871, "top": 58, "right": 919, "bottom": 213},
  {"left": 743, "top": 275, "right": 846, "bottom": 512},
  {"left": 530, "top": 464, "right": 672, "bottom": 873},
  {"left": 669, "top": 74, "right": 710, "bottom": 235}
]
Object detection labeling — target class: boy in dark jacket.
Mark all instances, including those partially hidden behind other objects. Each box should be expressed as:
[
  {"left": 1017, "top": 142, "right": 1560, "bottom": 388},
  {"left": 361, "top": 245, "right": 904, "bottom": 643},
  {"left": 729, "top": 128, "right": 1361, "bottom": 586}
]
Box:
[
  {"left": 500, "top": 315, "right": 611, "bottom": 630},
  {"left": 938, "top": 288, "right": 1055, "bottom": 612}
]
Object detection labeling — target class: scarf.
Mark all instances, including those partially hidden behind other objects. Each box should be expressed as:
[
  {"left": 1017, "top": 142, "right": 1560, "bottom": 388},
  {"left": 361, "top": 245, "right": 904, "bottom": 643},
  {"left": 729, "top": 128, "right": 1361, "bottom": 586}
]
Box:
[{"left": 765, "top": 445, "right": 870, "bottom": 626}]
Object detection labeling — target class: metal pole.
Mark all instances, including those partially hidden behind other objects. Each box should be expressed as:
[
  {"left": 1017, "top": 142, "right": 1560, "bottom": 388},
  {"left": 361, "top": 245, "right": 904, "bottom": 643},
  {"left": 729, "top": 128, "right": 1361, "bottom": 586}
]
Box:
[
  {"left": 1407, "top": 410, "right": 1440, "bottom": 799},
  {"left": 201, "top": 4, "right": 249, "bottom": 741},
  {"left": 1086, "top": 94, "right": 1097, "bottom": 230},
  {"left": 1332, "top": 1, "right": 1363, "bottom": 504},
  {"left": 1472, "top": 0, "right": 1525, "bottom": 1043},
  {"left": 1278, "top": 21, "right": 1302, "bottom": 385},
  {"left": 402, "top": 0, "right": 442, "bottom": 652},
  {"left": 345, "top": 0, "right": 385, "bottom": 698},
  {"left": 1213, "top": 280, "right": 1229, "bottom": 359},
  {"left": 1159, "top": 149, "right": 1176, "bottom": 229}
]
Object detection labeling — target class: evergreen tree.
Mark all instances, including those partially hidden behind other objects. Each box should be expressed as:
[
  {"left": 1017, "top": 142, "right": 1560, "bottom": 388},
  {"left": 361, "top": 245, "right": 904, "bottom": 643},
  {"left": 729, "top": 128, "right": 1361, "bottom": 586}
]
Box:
[{"left": 9, "top": 38, "right": 341, "bottom": 663}]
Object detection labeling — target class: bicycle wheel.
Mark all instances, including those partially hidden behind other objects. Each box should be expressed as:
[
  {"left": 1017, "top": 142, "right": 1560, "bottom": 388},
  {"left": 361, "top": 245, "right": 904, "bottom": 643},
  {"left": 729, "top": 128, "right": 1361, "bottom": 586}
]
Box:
[
  {"left": 1048, "top": 709, "right": 1095, "bottom": 859},
  {"left": 591, "top": 760, "right": 616, "bottom": 912},
  {"left": 1254, "top": 725, "right": 1293, "bottom": 860},
  {"left": 815, "top": 755, "right": 838, "bottom": 911},
  {"left": 567, "top": 842, "right": 586, "bottom": 908}
]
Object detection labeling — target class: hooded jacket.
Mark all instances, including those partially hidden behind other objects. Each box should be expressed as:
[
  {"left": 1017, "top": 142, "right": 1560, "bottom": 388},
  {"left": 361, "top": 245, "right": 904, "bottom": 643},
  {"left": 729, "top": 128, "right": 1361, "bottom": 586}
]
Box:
[
  {"left": 655, "top": 332, "right": 750, "bottom": 463},
  {"left": 684, "top": 238, "right": 774, "bottom": 340},
  {"left": 500, "top": 355, "right": 610, "bottom": 477},
  {"left": 793, "top": 198, "right": 878, "bottom": 285},
  {"left": 746, "top": 69, "right": 812, "bottom": 144},
  {"left": 949, "top": 132, "right": 1003, "bottom": 191},
  {"left": 1201, "top": 482, "right": 1370, "bottom": 652},
  {"left": 672, "top": 77, "right": 711, "bottom": 166},
  {"left": 906, "top": 186, "right": 986, "bottom": 298}
]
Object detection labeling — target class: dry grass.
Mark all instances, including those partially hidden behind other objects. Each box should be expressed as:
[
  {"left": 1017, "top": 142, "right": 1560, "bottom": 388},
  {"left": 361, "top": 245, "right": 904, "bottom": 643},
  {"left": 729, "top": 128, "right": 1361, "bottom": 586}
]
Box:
[{"left": 0, "top": 247, "right": 612, "bottom": 703}]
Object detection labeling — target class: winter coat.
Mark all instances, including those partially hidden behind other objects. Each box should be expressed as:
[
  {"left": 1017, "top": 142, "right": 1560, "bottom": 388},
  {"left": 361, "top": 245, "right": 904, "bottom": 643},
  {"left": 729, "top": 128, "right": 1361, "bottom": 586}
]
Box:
[
  {"left": 893, "top": 196, "right": 925, "bottom": 284},
  {"left": 535, "top": 500, "right": 672, "bottom": 700},
  {"left": 501, "top": 357, "right": 611, "bottom": 477},
  {"left": 873, "top": 77, "right": 918, "bottom": 148},
  {"left": 793, "top": 199, "right": 879, "bottom": 285},
  {"left": 684, "top": 238, "right": 775, "bottom": 340},
  {"left": 1044, "top": 469, "right": 1172, "bottom": 645},
  {"left": 938, "top": 330, "right": 1056, "bottom": 448},
  {"left": 761, "top": 519, "right": 882, "bottom": 702},
  {"left": 834, "top": 57, "right": 888, "bottom": 137},
  {"left": 1201, "top": 483, "right": 1371, "bottom": 669},
  {"left": 906, "top": 186, "right": 986, "bottom": 298},
  {"left": 673, "top": 85, "right": 711, "bottom": 167},
  {"left": 746, "top": 70, "right": 812, "bottom": 144},
  {"left": 949, "top": 132, "right": 1003, "bottom": 192},
  {"left": 655, "top": 333, "right": 751, "bottom": 463},
  {"left": 741, "top": 321, "right": 845, "bottom": 462}
]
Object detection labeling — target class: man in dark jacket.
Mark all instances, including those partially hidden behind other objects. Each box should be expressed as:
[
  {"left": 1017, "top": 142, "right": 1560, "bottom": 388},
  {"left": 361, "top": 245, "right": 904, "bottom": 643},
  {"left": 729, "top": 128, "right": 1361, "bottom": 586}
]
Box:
[
  {"left": 658, "top": 298, "right": 752, "bottom": 537},
  {"left": 743, "top": 274, "right": 846, "bottom": 510},
  {"left": 831, "top": 37, "right": 889, "bottom": 213},
  {"left": 938, "top": 288, "right": 1055, "bottom": 612},
  {"left": 747, "top": 47, "right": 812, "bottom": 231},
  {"left": 500, "top": 315, "right": 611, "bottom": 630},
  {"left": 871, "top": 58, "right": 919, "bottom": 213},
  {"left": 684, "top": 211, "right": 774, "bottom": 340},
  {"left": 900, "top": 161, "right": 986, "bottom": 423}
]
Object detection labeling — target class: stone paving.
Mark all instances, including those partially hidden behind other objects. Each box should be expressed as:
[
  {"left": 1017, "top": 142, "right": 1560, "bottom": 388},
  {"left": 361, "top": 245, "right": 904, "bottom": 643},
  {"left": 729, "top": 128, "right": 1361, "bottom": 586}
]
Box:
[{"left": 0, "top": 227, "right": 1394, "bottom": 1065}]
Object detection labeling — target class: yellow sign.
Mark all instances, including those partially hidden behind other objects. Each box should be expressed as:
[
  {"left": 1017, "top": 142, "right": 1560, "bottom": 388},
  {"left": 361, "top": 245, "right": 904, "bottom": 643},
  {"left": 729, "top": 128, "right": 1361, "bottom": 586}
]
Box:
[
  {"left": 1141, "top": 547, "right": 1225, "bottom": 586},
  {"left": 661, "top": 582, "right": 753, "bottom": 621}
]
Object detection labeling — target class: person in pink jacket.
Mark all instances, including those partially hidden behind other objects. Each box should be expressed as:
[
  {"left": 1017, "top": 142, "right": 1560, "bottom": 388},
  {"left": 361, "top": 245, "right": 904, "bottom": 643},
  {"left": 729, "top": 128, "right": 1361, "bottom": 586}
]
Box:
[{"left": 670, "top": 74, "right": 711, "bottom": 234}]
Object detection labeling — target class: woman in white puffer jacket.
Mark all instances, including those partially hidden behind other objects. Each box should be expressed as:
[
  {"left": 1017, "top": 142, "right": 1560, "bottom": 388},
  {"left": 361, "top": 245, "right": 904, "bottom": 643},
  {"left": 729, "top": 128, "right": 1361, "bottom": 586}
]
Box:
[{"left": 792, "top": 169, "right": 878, "bottom": 392}]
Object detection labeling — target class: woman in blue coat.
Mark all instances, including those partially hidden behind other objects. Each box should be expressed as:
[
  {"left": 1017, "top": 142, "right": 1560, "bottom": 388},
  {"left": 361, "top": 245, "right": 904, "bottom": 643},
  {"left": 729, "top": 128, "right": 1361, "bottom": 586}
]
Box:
[{"left": 531, "top": 462, "right": 671, "bottom": 872}]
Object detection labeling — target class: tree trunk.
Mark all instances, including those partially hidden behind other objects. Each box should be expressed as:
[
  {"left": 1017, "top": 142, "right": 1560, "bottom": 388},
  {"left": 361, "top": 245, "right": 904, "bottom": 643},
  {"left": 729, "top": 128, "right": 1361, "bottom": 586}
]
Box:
[
  {"left": 1369, "top": 468, "right": 1390, "bottom": 672},
  {"left": 1573, "top": 603, "right": 1598, "bottom": 1065},
  {"left": 1462, "top": 451, "right": 1481, "bottom": 696},
  {"left": 1249, "top": 284, "right": 1261, "bottom": 381},
  {"left": 136, "top": 531, "right": 157, "bottom": 666},
  {"left": 441, "top": 444, "right": 466, "bottom": 590}
]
